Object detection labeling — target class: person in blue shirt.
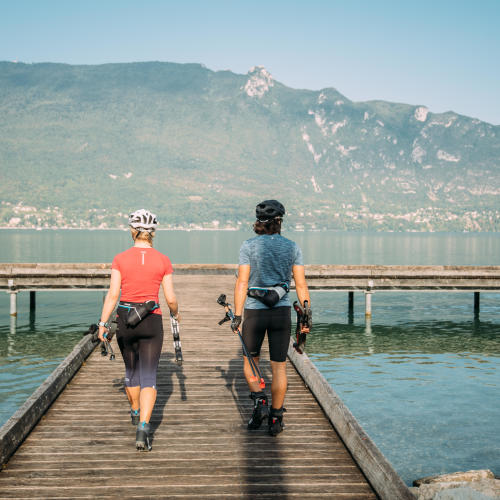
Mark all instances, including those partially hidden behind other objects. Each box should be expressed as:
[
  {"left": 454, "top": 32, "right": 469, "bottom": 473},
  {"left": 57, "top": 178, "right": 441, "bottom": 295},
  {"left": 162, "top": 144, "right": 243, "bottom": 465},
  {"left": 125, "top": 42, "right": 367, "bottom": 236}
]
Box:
[{"left": 232, "top": 200, "right": 311, "bottom": 435}]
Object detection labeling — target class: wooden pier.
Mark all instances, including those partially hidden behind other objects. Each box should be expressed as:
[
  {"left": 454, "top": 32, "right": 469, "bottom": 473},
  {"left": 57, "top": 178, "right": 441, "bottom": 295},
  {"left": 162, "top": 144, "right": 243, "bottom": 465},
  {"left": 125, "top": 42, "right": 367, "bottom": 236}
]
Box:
[
  {"left": 1, "top": 263, "right": 500, "bottom": 318},
  {"left": 0, "top": 271, "right": 416, "bottom": 499}
]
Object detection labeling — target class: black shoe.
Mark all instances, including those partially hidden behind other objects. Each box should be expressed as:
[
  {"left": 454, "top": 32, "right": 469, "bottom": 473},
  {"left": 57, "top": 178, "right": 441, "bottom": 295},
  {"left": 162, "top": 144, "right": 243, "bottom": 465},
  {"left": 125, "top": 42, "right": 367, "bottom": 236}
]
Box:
[
  {"left": 136, "top": 422, "right": 152, "bottom": 451},
  {"left": 247, "top": 391, "right": 269, "bottom": 430},
  {"left": 130, "top": 409, "right": 140, "bottom": 426},
  {"left": 268, "top": 407, "right": 286, "bottom": 436}
]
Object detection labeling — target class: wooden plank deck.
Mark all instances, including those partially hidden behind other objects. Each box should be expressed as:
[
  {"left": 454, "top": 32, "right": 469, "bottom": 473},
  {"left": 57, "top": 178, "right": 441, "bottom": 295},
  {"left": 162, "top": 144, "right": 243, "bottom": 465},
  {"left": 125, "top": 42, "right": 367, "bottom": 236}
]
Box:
[{"left": 0, "top": 275, "right": 377, "bottom": 499}]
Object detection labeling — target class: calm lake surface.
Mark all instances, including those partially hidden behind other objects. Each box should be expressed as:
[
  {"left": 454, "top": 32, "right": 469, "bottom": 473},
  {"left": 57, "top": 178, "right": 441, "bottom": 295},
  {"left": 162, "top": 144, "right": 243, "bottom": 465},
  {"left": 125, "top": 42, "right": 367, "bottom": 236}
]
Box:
[{"left": 1, "top": 229, "right": 499, "bottom": 485}]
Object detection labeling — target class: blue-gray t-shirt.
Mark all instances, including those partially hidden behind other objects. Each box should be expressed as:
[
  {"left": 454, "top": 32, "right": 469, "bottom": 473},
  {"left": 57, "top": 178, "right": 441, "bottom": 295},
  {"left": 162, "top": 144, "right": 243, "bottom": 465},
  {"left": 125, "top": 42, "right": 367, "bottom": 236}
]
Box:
[{"left": 238, "top": 234, "right": 303, "bottom": 309}]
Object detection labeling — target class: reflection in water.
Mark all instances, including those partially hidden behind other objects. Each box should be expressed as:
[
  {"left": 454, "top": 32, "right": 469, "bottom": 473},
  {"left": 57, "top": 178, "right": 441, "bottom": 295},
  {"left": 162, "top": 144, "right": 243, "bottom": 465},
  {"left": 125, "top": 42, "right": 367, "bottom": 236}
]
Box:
[
  {"left": 364, "top": 319, "right": 374, "bottom": 354},
  {"left": 307, "top": 320, "right": 500, "bottom": 357},
  {"left": 9, "top": 316, "right": 16, "bottom": 339},
  {"left": 306, "top": 319, "right": 500, "bottom": 485},
  {"left": 29, "top": 308, "right": 36, "bottom": 330},
  {"left": 365, "top": 317, "right": 372, "bottom": 335}
]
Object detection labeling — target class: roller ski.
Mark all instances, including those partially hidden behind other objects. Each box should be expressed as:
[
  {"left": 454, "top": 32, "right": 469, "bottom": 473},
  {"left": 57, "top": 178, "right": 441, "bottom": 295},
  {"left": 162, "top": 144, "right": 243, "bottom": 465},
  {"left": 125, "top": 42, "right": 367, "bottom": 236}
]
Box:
[
  {"left": 268, "top": 407, "right": 286, "bottom": 436},
  {"left": 247, "top": 391, "right": 269, "bottom": 430},
  {"left": 136, "top": 422, "right": 152, "bottom": 451},
  {"left": 170, "top": 314, "right": 183, "bottom": 366},
  {"left": 293, "top": 300, "right": 312, "bottom": 354}
]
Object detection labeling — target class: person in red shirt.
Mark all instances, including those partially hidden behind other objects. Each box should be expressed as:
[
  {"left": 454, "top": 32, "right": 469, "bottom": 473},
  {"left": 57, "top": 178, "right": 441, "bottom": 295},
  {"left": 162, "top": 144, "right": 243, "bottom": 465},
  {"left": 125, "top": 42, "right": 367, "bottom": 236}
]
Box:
[{"left": 98, "top": 209, "right": 179, "bottom": 451}]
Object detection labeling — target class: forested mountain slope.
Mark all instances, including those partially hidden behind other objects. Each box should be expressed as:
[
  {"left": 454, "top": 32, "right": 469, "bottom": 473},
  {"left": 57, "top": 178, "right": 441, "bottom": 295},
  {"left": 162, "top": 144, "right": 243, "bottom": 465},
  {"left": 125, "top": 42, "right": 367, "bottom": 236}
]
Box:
[{"left": 1, "top": 61, "right": 498, "bottom": 230}]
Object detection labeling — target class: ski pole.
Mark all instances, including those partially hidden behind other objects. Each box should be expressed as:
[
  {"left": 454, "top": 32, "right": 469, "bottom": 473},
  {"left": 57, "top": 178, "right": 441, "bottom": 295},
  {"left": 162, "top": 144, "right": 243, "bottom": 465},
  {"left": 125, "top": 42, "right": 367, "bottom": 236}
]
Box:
[
  {"left": 235, "top": 327, "right": 265, "bottom": 389},
  {"left": 103, "top": 332, "right": 116, "bottom": 360},
  {"left": 84, "top": 323, "right": 115, "bottom": 360},
  {"left": 217, "top": 294, "right": 265, "bottom": 389},
  {"left": 219, "top": 295, "right": 265, "bottom": 382},
  {"left": 237, "top": 330, "right": 260, "bottom": 382},
  {"left": 217, "top": 294, "right": 260, "bottom": 379},
  {"left": 170, "top": 313, "right": 183, "bottom": 366}
]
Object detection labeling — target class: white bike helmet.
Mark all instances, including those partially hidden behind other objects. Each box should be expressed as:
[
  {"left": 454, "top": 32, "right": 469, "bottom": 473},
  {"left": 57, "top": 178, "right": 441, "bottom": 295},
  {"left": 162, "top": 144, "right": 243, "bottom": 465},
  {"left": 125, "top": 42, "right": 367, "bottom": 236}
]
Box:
[{"left": 128, "top": 209, "right": 158, "bottom": 232}]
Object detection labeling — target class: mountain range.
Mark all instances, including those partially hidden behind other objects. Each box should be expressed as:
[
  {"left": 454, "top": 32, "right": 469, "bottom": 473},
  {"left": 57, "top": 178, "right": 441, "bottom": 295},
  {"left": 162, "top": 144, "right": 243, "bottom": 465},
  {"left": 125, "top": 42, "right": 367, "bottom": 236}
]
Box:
[{"left": 0, "top": 61, "right": 499, "bottom": 231}]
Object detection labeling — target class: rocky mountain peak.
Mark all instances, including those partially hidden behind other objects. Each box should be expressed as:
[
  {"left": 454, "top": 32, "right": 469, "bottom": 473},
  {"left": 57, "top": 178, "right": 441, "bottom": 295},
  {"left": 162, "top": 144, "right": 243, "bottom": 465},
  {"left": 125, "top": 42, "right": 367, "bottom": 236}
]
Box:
[{"left": 243, "top": 65, "right": 274, "bottom": 97}]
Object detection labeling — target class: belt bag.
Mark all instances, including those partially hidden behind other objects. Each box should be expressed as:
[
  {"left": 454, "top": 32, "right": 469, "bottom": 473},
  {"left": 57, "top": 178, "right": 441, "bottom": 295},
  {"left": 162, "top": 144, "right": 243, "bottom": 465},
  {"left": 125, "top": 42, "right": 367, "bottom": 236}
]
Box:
[
  {"left": 247, "top": 282, "right": 289, "bottom": 308},
  {"left": 119, "top": 300, "right": 159, "bottom": 327}
]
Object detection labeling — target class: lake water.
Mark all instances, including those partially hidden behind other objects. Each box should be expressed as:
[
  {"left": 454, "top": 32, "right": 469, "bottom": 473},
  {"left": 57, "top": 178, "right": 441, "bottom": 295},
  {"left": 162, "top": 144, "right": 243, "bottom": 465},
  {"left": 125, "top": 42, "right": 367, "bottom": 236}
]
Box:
[{"left": 1, "top": 229, "right": 499, "bottom": 485}]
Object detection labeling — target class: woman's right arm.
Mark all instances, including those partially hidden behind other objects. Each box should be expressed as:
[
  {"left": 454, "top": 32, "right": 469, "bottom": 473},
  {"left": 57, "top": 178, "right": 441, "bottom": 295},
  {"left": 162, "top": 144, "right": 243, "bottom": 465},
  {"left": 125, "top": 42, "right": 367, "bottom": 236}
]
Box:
[
  {"left": 161, "top": 273, "right": 179, "bottom": 320},
  {"left": 234, "top": 264, "right": 250, "bottom": 317},
  {"left": 292, "top": 265, "right": 310, "bottom": 308},
  {"left": 98, "top": 269, "right": 121, "bottom": 341}
]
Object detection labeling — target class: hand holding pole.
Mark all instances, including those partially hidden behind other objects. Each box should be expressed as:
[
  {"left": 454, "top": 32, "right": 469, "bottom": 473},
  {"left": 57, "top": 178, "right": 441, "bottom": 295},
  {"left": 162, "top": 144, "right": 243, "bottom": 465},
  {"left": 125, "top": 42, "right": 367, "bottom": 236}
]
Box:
[{"left": 217, "top": 294, "right": 265, "bottom": 389}]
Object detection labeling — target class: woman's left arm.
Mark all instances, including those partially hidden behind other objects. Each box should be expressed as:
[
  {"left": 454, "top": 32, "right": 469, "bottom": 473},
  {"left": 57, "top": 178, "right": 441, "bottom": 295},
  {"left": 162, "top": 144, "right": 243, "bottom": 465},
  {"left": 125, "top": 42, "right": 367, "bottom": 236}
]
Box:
[
  {"left": 98, "top": 269, "right": 121, "bottom": 341},
  {"left": 161, "top": 273, "right": 179, "bottom": 321}
]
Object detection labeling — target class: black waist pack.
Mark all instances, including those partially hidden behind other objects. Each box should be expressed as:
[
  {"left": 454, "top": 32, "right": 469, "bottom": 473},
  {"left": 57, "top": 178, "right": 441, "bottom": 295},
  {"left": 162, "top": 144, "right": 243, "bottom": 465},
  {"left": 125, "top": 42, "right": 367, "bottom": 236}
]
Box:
[
  {"left": 119, "top": 300, "right": 159, "bottom": 327},
  {"left": 247, "top": 282, "right": 289, "bottom": 308}
]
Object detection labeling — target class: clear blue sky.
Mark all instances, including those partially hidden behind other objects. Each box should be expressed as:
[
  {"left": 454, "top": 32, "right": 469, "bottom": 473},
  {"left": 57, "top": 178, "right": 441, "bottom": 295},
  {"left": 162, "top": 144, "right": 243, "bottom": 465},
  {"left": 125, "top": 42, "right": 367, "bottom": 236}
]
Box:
[{"left": 1, "top": 0, "right": 499, "bottom": 124}]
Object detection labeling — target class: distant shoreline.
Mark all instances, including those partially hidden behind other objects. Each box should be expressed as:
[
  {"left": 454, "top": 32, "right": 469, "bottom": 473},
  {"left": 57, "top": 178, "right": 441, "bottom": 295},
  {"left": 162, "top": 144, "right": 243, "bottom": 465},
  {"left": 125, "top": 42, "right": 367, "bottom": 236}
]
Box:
[
  {"left": 0, "top": 226, "right": 242, "bottom": 232},
  {"left": 1, "top": 226, "right": 499, "bottom": 235}
]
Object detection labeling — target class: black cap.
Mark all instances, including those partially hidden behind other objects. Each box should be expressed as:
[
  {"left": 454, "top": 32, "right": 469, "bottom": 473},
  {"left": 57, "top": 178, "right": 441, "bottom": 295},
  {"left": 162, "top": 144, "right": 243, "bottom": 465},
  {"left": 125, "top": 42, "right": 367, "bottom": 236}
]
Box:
[{"left": 256, "top": 200, "right": 285, "bottom": 222}]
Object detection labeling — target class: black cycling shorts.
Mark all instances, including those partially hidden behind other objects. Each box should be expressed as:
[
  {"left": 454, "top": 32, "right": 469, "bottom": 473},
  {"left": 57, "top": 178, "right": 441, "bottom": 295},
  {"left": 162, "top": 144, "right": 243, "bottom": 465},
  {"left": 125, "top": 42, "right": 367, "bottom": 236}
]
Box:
[
  {"left": 116, "top": 307, "right": 164, "bottom": 389},
  {"left": 242, "top": 306, "right": 291, "bottom": 362}
]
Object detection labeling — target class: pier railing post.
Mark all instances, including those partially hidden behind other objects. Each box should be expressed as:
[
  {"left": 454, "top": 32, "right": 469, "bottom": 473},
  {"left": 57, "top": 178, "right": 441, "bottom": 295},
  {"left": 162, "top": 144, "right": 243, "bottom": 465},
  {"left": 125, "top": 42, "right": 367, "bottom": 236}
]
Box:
[
  {"left": 10, "top": 293, "right": 17, "bottom": 317},
  {"left": 365, "top": 280, "right": 373, "bottom": 318},
  {"left": 348, "top": 291, "right": 354, "bottom": 324},
  {"left": 8, "top": 279, "right": 17, "bottom": 317},
  {"left": 29, "top": 291, "right": 36, "bottom": 327}
]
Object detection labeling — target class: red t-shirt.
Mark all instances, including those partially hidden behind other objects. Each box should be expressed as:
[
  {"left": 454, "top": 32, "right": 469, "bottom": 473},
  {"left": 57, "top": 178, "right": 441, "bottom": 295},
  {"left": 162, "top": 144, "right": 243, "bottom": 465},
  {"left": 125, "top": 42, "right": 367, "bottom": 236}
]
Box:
[{"left": 111, "top": 247, "right": 173, "bottom": 315}]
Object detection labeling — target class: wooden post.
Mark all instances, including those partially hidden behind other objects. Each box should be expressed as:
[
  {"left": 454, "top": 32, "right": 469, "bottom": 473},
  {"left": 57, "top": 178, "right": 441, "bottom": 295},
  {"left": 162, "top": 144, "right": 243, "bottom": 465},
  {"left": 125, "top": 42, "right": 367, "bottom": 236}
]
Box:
[
  {"left": 8, "top": 279, "right": 17, "bottom": 317},
  {"left": 474, "top": 292, "right": 480, "bottom": 316},
  {"left": 9, "top": 292, "right": 17, "bottom": 317},
  {"left": 348, "top": 291, "right": 354, "bottom": 324},
  {"left": 365, "top": 291, "right": 372, "bottom": 318},
  {"left": 29, "top": 291, "right": 36, "bottom": 327},
  {"left": 365, "top": 280, "right": 373, "bottom": 318}
]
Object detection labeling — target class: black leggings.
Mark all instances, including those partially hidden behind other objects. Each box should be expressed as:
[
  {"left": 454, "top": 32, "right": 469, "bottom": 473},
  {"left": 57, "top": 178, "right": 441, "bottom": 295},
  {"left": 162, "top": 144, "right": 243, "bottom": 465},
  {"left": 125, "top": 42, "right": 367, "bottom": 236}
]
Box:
[
  {"left": 116, "top": 308, "right": 164, "bottom": 389},
  {"left": 242, "top": 306, "right": 291, "bottom": 362}
]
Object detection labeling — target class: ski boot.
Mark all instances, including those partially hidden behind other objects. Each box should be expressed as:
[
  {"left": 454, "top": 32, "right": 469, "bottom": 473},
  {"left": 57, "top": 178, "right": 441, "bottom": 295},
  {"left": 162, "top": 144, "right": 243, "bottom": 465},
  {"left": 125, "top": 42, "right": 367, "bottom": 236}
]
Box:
[
  {"left": 247, "top": 391, "right": 269, "bottom": 430},
  {"left": 130, "top": 408, "right": 140, "bottom": 426},
  {"left": 268, "top": 407, "right": 286, "bottom": 436},
  {"left": 136, "top": 421, "right": 152, "bottom": 451}
]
